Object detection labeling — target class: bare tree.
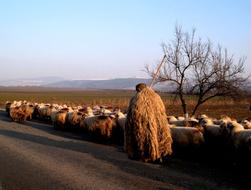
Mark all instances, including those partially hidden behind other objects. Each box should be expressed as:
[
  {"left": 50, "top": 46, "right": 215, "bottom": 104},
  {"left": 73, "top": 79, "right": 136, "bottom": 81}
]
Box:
[{"left": 146, "top": 25, "right": 248, "bottom": 116}]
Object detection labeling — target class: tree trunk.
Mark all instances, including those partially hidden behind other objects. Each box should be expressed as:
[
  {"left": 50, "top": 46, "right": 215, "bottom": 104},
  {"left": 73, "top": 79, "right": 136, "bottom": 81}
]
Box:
[
  {"left": 179, "top": 93, "right": 187, "bottom": 115},
  {"left": 192, "top": 100, "right": 202, "bottom": 116}
]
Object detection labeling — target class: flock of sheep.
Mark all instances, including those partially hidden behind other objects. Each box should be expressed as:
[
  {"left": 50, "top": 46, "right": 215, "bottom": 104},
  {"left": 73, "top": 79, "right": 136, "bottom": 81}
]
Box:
[
  {"left": 5, "top": 100, "right": 126, "bottom": 144},
  {"left": 168, "top": 115, "right": 251, "bottom": 155},
  {"left": 4, "top": 100, "right": 251, "bottom": 159}
]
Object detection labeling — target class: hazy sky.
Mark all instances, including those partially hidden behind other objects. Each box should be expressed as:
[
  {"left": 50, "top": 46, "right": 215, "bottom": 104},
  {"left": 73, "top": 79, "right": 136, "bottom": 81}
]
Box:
[{"left": 0, "top": 0, "right": 250, "bottom": 80}]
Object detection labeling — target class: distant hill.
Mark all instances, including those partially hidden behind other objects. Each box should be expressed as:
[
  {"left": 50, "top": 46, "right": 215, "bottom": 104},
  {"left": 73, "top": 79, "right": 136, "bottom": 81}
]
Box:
[
  {"left": 0, "top": 77, "right": 64, "bottom": 87},
  {"left": 45, "top": 78, "right": 152, "bottom": 90},
  {"left": 0, "top": 77, "right": 174, "bottom": 91}
]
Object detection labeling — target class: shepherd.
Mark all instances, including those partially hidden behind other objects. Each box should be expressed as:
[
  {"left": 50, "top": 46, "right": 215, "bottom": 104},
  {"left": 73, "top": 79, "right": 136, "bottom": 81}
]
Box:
[{"left": 125, "top": 83, "right": 173, "bottom": 162}]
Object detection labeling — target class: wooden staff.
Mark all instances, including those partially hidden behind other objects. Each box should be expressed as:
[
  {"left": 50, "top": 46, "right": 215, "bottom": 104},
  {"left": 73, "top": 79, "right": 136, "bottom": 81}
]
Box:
[{"left": 149, "top": 54, "right": 166, "bottom": 88}]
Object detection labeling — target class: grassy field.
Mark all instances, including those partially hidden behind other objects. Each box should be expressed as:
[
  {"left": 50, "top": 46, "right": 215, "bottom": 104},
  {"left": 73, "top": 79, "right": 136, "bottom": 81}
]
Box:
[
  {"left": 0, "top": 87, "right": 250, "bottom": 120},
  {"left": 0, "top": 87, "right": 133, "bottom": 111}
]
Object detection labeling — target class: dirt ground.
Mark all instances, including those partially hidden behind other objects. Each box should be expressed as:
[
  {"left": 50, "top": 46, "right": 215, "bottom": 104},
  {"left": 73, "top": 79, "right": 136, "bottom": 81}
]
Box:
[{"left": 0, "top": 110, "right": 249, "bottom": 190}]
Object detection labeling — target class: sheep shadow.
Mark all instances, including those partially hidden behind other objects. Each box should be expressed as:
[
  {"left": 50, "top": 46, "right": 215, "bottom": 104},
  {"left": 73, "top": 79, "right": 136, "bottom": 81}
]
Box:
[
  {"left": 0, "top": 111, "right": 12, "bottom": 122},
  {"left": 0, "top": 110, "right": 250, "bottom": 189},
  {"left": 0, "top": 110, "right": 117, "bottom": 146},
  {"left": 0, "top": 127, "right": 249, "bottom": 190},
  {"left": 0, "top": 126, "right": 249, "bottom": 189}
]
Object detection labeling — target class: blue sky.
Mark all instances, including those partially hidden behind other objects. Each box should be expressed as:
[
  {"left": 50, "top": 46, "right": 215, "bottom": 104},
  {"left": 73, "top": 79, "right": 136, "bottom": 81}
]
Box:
[{"left": 0, "top": 0, "right": 250, "bottom": 80}]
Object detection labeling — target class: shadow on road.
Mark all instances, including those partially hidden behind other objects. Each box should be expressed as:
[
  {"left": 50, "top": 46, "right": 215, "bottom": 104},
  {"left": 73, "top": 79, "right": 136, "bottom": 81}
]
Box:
[
  {"left": 0, "top": 128, "right": 213, "bottom": 190},
  {"left": 0, "top": 110, "right": 249, "bottom": 190}
]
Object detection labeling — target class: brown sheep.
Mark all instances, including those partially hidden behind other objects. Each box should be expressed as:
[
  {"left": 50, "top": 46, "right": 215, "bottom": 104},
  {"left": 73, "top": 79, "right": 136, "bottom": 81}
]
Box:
[
  {"left": 9, "top": 103, "right": 30, "bottom": 123},
  {"left": 82, "top": 115, "right": 117, "bottom": 140},
  {"left": 65, "top": 111, "right": 83, "bottom": 129},
  {"left": 53, "top": 108, "right": 69, "bottom": 129}
]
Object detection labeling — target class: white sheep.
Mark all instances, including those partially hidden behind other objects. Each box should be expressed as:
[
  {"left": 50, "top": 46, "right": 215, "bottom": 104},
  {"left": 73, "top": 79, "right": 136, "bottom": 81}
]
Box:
[
  {"left": 167, "top": 116, "right": 177, "bottom": 123},
  {"left": 226, "top": 121, "right": 251, "bottom": 152},
  {"left": 168, "top": 117, "right": 186, "bottom": 126},
  {"left": 199, "top": 116, "right": 214, "bottom": 127},
  {"left": 170, "top": 126, "right": 205, "bottom": 149},
  {"left": 241, "top": 120, "right": 251, "bottom": 129},
  {"left": 168, "top": 116, "right": 199, "bottom": 128},
  {"left": 201, "top": 122, "right": 231, "bottom": 149},
  {"left": 203, "top": 124, "right": 222, "bottom": 136},
  {"left": 50, "top": 107, "right": 59, "bottom": 123}
]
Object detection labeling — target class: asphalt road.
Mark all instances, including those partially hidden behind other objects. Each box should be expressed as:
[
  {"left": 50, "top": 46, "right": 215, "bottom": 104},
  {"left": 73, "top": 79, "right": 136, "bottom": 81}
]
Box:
[{"left": 0, "top": 110, "right": 248, "bottom": 190}]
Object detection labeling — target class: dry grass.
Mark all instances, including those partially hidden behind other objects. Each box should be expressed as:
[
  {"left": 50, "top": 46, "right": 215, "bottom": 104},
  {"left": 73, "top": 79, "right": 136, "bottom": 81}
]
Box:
[
  {"left": 161, "top": 95, "right": 251, "bottom": 120},
  {"left": 0, "top": 87, "right": 250, "bottom": 120},
  {"left": 0, "top": 88, "right": 132, "bottom": 112}
]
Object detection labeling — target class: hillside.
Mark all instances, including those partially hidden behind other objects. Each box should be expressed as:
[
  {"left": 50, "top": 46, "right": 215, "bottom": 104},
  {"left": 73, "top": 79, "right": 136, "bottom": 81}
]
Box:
[{"left": 45, "top": 78, "right": 152, "bottom": 89}]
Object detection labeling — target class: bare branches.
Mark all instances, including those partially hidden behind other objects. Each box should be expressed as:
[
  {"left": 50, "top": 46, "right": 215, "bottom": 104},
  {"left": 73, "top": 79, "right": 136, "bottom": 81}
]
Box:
[{"left": 146, "top": 25, "right": 249, "bottom": 116}]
